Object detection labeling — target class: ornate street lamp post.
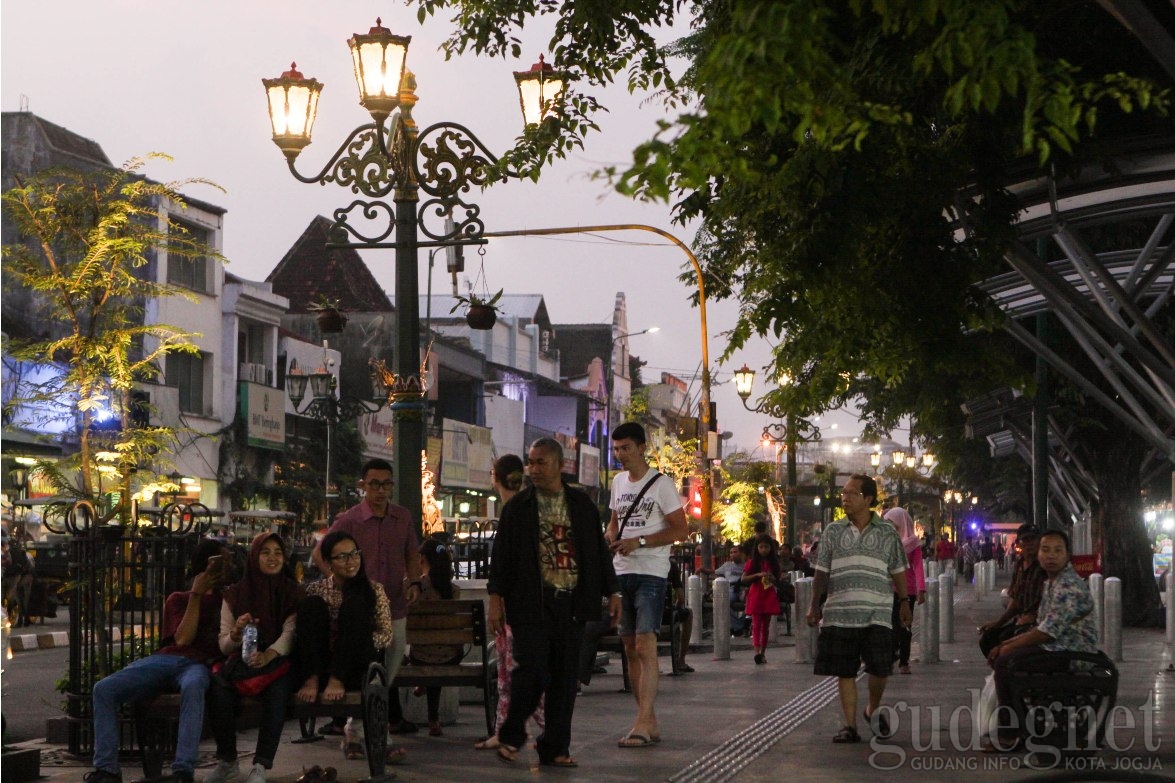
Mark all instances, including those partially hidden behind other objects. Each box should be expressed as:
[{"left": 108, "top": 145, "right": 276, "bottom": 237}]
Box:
[
  {"left": 733, "top": 364, "right": 818, "bottom": 549},
  {"left": 264, "top": 19, "right": 562, "bottom": 532}
]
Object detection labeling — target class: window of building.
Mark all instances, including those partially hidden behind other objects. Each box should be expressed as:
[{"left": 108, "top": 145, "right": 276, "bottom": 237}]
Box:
[
  {"left": 166, "top": 220, "right": 210, "bottom": 293},
  {"left": 166, "top": 351, "right": 207, "bottom": 415}
]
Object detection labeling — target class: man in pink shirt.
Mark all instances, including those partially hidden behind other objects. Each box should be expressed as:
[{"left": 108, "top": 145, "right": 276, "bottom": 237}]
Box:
[{"left": 314, "top": 457, "right": 422, "bottom": 735}]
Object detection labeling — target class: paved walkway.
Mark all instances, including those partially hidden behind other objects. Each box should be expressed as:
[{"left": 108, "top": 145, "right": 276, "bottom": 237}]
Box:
[{"left": 13, "top": 572, "right": 1174, "bottom": 782}]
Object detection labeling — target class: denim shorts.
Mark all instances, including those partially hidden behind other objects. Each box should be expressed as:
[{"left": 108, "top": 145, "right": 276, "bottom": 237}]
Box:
[{"left": 617, "top": 573, "right": 668, "bottom": 636}]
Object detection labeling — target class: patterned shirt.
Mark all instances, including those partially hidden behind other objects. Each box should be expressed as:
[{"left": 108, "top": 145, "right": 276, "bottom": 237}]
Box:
[
  {"left": 815, "top": 513, "right": 907, "bottom": 628},
  {"left": 537, "top": 489, "right": 578, "bottom": 591},
  {"left": 306, "top": 575, "right": 394, "bottom": 651},
  {"left": 1036, "top": 564, "right": 1098, "bottom": 653}
]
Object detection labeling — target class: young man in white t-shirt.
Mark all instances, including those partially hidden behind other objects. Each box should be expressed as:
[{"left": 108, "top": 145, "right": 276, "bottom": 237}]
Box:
[{"left": 604, "top": 422, "right": 689, "bottom": 748}]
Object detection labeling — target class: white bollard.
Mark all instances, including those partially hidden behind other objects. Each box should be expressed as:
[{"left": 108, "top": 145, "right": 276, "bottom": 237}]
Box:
[
  {"left": 938, "top": 572, "right": 954, "bottom": 643},
  {"left": 925, "top": 560, "right": 938, "bottom": 582},
  {"left": 713, "top": 577, "right": 731, "bottom": 660},
  {"left": 987, "top": 559, "right": 997, "bottom": 593},
  {"left": 1103, "top": 576, "right": 1123, "bottom": 662},
  {"left": 975, "top": 561, "right": 987, "bottom": 600},
  {"left": 922, "top": 579, "right": 940, "bottom": 663},
  {"left": 687, "top": 574, "right": 704, "bottom": 647},
  {"left": 1089, "top": 573, "right": 1104, "bottom": 648},
  {"left": 794, "top": 577, "right": 814, "bottom": 663},
  {"left": 1167, "top": 571, "right": 1174, "bottom": 646}
]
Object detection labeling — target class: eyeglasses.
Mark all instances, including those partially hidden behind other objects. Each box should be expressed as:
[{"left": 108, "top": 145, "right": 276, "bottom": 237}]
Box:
[
  {"left": 365, "top": 480, "right": 394, "bottom": 490},
  {"left": 840, "top": 491, "right": 863, "bottom": 498},
  {"left": 330, "top": 549, "right": 362, "bottom": 562}
]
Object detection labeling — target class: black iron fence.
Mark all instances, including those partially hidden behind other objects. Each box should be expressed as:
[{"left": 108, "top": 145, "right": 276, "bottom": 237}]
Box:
[{"left": 50, "top": 501, "right": 214, "bottom": 757}]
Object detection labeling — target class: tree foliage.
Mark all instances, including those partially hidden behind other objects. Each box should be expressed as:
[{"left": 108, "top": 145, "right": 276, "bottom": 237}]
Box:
[{"left": 2, "top": 156, "right": 222, "bottom": 521}]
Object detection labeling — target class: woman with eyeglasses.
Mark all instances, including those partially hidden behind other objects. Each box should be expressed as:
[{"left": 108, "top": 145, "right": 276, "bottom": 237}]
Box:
[{"left": 294, "top": 530, "right": 400, "bottom": 763}]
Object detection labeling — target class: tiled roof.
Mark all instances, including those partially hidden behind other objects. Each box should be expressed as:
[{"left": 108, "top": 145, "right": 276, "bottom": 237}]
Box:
[{"left": 266, "top": 216, "right": 393, "bottom": 313}]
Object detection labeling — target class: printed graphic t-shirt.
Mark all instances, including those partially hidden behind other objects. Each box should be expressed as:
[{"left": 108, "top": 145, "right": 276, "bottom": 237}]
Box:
[{"left": 610, "top": 470, "right": 683, "bottom": 578}]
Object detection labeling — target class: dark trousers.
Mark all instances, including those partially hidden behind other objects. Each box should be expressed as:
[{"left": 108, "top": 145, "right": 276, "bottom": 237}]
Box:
[
  {"left": 208, "top": 668, "right": 295, "bottom": 768},
  {"left": 992, "top": 644, "right": 1057, "bottom": 736},
  {"left": 891, "top": 595, "right": 915, "bottom": 666},
  {"left": 578, "top": 615, "right": 614, "bottom": 685},
  {"left": 979, "top": 621, "right": 1033, "bottom": 658},
  {"left": 499, "top": 599, "right": 583, "bottom": 761},
  {"left": 294, "top": 595, "right": 377, "bottom": 690}
]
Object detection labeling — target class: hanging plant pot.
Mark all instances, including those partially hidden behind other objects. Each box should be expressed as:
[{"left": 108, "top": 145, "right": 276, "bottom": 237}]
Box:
[
  {"left": 466, "top": 303, "right": 498, "bottom": 330},
  {"left": 315, "top": 308, "right": 348, "bottom": 333}
]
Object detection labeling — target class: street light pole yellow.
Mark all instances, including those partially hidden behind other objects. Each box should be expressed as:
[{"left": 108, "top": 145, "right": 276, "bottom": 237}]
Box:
[{"left": 480, "top": 224, "right": 716, "bottom": 570}]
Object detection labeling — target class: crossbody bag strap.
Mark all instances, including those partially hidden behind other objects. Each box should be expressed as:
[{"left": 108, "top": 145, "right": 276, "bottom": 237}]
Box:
[{"left": 616, "top": 471, "right": 662, "bottom": 540}]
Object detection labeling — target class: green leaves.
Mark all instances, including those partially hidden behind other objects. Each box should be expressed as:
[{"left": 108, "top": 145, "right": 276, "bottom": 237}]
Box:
[{"left": 3, "top": 156, "right": 221, "bottom": 514}]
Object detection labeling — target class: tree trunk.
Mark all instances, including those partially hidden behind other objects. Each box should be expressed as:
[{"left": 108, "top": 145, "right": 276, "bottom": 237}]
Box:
[{"left": 1087, "top": 430, "right": 1161, "bottom": 627}]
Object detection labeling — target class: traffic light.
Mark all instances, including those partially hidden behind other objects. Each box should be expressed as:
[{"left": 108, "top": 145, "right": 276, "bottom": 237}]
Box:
[{"left": 688, "top": 480, "right": 703, "bottom": 520}]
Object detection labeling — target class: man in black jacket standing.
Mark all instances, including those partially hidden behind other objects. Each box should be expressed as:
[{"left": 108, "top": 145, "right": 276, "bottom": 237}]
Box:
[{"left": 488, "top": 437, "right": 621, "bottom": 768}]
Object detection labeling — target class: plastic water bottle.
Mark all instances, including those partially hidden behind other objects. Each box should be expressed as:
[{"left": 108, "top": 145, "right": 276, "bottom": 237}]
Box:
[{"left": 241, "top": 622, "right": 258, "bottom": 661}]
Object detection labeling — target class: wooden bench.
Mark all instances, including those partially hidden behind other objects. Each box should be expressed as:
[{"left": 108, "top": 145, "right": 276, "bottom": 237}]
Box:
[
  {"left": 134, "top": 662, "right": 393, "bottom": 783},
  {"left": 390, "top": 599, "right": 496, "bottom": 735},
  {"left": 1004, "top": 649, "right": 1119, "bottom": 753}
]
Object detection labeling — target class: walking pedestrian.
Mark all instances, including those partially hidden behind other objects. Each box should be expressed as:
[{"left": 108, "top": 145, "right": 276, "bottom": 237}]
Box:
[
  {"left": 741, "top": 535, "right": 782, "bottom": 665},
  {"left": 604, "top": 422, "right": 689, "bottom": 748},
  {"left": 883, "top": 506, "right": 926, "bottom": 675},
  {"left": 475, "top": 454, "right": 545, "bottom": 749},
  {"left": 806, "top": 475, "right": 910, "bottom": 744},
  {"left": 488, "top": 438, "right": 621, "bottom": 768}
]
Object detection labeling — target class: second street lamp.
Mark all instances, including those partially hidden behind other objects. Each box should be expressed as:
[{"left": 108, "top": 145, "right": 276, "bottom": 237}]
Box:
[
  {"left": 733, "top": 365, "right": 818, "bottom": 549},
  {"left": 263, "top": 19, "right": 558, "bottom": 533}
]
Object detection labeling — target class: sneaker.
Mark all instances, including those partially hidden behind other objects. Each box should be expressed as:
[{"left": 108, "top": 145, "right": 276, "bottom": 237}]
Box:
[
  {"left": 84, "top": 769, "right": 123, "bottom": 783},
  {"left": 244, "top": 764, "right": 267, "bottom": 783},
  {"left": 204, "top": 760, "right": 240, "bottom": 783}
]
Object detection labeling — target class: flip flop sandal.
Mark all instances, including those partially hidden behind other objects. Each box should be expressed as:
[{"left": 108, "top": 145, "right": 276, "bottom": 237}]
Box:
[
  {"left": 497, "top": 743, "right": 520, "bottom": 764},
  {"left": 618, "top": 733, "right": 655, "bottom": 748},
  {"left": 832, "top": 726, "right": 861, "bottom": 743},
  {"left": 342, "top": 742, "right": 365, "bottom": 760},
  {"left": 385, "top": 746, "right": 408, "bottom": 765},
  {"left": 540, "top": 756, "right": 578, "bottom": 768},
  {"left": 474, "top": 736, "right": 500, "bottom": 750}
]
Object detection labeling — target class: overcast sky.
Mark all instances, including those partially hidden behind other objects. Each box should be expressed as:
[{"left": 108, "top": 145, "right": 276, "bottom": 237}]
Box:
[{"left": 2, "top": 0, "right": 867, "bottom": 455}]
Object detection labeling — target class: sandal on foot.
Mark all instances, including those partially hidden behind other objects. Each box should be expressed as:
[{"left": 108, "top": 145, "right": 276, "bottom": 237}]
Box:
[
  {"left": 676, "top": 663, "right": 695, "bottom": 673},
  {"left": 832, "top": 726, "right": 861, "bottom": 744},
  {"left": 342, "top": 742, "right": 365, "bottom": 760},
  {"left": 541, "top": 756, "right": 578, "bottom": 768},
  {"left": 474, "top": 736, "right": 500, "bottom": 750},
  {"left": 497, "top": 744, "right": 519, "bottom": 764},
  {"left": 865, "top": 709, "right": 892, "bottom": 739},
  {"left": 385, "top": 746, "right": 408, "bottom": 765},
  {"left": 618, "top": 733, "right": 655, "bottom": 748}
]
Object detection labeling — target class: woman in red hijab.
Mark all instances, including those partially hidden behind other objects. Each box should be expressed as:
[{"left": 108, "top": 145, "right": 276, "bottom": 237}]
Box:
[{"left": 206, "top": 533, "right": 301, "bottom": 783}]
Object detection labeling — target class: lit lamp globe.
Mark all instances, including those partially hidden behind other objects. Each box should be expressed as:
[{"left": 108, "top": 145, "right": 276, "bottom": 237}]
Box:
[
  {"left": 263, "top": 62, "right": 323, "bottom": 161},
  {"left": 514, "top": 54, "right": 567, "bottom": 126},
  {"left": 348, "top": 17, "right": 411, "bottom": 125},
  {"left": 733, "top": 364, "right": 756, "bottom": 401}
]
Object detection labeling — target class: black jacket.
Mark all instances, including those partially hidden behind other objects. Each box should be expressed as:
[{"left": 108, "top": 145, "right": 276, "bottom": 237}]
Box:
[{"left": 488, "top": 483, "right": 619, "bottom": 626}]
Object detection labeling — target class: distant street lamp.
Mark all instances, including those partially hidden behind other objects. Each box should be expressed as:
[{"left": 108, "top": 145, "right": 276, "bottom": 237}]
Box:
[
  {"left": 263, "top": 19, "right": 562, "bottom": 533},
  {"left": 732, "top": 364, "right": 819, "bottom": 548}
]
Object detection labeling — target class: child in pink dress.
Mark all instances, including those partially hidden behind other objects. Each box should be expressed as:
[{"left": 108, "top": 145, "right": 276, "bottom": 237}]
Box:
[{"left": 742, "top": 535, "right": 782, "bottom": 664}]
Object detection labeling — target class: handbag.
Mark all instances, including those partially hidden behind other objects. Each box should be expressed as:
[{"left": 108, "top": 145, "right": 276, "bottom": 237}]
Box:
[{"left": 212, "top": 653, "right": 291, "bottom": 697}]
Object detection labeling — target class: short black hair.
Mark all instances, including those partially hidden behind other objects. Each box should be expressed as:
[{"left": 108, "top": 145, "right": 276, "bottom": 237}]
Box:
[
  {"left": 361, "top": 458, "right": 393, "bottom": 478},
  {"left": 611, "top": 421, "right": 647, "bottom": 445},
  {"left": 1038, "top": 529, "right": 1070, "bottom": 553},
  {"left": 850, "top": 474, "right": 879, "bottom": 507}
]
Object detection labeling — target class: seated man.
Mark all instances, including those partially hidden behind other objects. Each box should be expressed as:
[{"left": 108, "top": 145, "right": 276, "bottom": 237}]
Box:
[
  {"left": 714, "top": 545, "right": 748, "bottom": 636},
  {"left": 85, "top": 541, "right": 229, "bottom": 783},
  {"left": 984, "top": 529, "right": 1098, "bottom": 752},
  {"left": 978, "top": 525, "right": 1045, "bottom": 656}
]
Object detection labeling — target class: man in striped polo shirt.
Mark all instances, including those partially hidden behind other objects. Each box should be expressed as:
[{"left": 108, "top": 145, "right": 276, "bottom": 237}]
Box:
[{"left": 806, "top": 474, "right": 911, "bottom": 744}]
